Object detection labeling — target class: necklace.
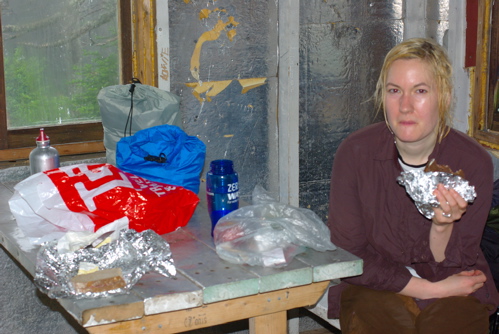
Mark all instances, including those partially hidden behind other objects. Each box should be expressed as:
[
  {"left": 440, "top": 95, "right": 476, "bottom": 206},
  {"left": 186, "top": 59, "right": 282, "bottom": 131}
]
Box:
[{"left": 397, "top": 150, "right": 428, "bottom": 168}]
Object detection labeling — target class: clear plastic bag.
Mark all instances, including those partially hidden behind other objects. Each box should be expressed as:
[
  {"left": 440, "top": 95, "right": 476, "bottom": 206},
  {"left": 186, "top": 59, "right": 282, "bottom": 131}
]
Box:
[{"left": 213, "top": 185, "right": 336, "bottom": 267}]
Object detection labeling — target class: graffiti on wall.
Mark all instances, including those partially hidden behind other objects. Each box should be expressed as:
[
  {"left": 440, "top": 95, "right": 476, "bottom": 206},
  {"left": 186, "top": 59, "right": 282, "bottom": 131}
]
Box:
[{"left": 184, "top": 4, "right": 267, "bottom": 103}]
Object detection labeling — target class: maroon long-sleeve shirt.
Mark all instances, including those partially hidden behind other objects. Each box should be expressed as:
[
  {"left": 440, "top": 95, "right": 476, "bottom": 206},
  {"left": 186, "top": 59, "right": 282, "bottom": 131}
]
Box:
[{"left": 327, "top": 122, "right": 499, "bottom": 318}]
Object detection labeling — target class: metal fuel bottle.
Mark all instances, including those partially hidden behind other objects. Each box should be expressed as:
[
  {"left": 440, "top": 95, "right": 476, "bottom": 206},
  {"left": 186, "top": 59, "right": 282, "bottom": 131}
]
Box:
[
  {"left": 206, "top": 159, "right": 239, "bottom": 236},
  {"left": 29, "top": 128, "right": 60, "bottom": 175}
]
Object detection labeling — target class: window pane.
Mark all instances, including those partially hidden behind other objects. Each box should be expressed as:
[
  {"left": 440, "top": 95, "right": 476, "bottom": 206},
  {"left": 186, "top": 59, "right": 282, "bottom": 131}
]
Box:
[{"left": 1, "top": 0, "right": 119, "bottom": 129}]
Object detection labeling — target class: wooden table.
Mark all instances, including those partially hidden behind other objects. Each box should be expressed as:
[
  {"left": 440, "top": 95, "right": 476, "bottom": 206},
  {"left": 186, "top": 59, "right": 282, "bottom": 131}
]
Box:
[{"left": 0, "top": 181, "right": 363, "bottom": 333}]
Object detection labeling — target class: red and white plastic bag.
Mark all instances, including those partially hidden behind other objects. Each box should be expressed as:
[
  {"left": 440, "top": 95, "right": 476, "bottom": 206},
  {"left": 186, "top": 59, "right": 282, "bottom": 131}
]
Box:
[{"left": 9, "top": 163, "right": 199, "bottom": 245}]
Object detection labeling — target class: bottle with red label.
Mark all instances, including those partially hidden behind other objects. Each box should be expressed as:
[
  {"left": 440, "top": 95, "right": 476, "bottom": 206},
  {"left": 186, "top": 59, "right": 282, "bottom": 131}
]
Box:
[{"left": 29, "top": 128, "right": 60, "bottom": 174}]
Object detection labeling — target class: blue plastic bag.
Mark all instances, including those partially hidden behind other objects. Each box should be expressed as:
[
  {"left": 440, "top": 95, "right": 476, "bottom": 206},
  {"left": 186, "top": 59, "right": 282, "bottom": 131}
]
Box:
[{"left": 116, "top": 125, "right": 206, "bottom": 194}]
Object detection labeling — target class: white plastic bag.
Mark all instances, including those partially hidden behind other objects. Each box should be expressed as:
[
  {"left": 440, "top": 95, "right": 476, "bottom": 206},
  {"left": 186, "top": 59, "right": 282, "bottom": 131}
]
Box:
[
  {"left": 213, "top": 185, "right": 336, "bottom": 267},
  {"left": 9, "top": 164, "right": 199, "bottom": 246}
]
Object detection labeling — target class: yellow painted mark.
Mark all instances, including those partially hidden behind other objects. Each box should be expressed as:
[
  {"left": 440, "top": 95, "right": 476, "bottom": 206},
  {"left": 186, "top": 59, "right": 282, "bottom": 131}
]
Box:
[
  {"left": 199, "top": 8, "right": 227, "bottom": 19},
  {"left": 226, "top": 16, "right": 238, "bottom": 41},
  {"left": 190, "top": 16, "right": 239, "bottom": 81},
  {"left": 186, "top": 78, "right": 267, "bottom": 102},
  {"left": 224, "top": 134, "right": 234, "bottom": 138},
  {"left": 186, "top": 80, "right": 232, "bottom": 102},
  {"left": 199, "top": 9, "right": 210, "bottom": 19},
  {"left": 227, "top": 28, "right": 237, "bottom": 42},
  {"left": 183, "top": 0, "right": 190, "bottom": 3},
  {"left": 185, "top": 6, "right": 266, "bottom": 102},
  {"left": 238, "top": 78, "right": 267, "bottom": 94}
]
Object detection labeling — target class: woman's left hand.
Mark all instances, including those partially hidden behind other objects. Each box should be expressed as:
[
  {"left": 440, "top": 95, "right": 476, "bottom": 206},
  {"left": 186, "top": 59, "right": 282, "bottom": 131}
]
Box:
[{"left": 432, "top": 183, "right": 467, "bottom": 224}]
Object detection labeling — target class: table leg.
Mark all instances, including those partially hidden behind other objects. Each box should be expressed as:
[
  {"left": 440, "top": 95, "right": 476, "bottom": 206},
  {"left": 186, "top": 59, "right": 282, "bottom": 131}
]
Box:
[
  {"left": 249, "top": 310, "right": 287, "bottom": 334},
  {"left": 287, "top": 309, "right": 300, "bottom": 334}
]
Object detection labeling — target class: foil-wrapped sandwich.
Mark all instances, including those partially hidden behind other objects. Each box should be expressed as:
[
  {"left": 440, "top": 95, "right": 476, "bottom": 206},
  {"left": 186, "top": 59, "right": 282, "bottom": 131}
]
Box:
[
  {"left": 34, "top": 229, "right": 176, "bottom": 299},
  {"left": 397, "top": 159, "right": 477, "bottom": 219}
]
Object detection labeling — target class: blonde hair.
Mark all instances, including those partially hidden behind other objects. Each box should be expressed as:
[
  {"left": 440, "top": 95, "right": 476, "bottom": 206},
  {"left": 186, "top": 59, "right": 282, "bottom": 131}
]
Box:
[{"left": 374, "top": 38, "right": 453, "bottom": 142}]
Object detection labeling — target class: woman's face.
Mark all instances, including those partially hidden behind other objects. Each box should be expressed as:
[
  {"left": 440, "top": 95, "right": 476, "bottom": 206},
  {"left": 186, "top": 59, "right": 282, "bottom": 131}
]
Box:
[{"left": 385, "top": 58, "right": 440, "bottom": 147}]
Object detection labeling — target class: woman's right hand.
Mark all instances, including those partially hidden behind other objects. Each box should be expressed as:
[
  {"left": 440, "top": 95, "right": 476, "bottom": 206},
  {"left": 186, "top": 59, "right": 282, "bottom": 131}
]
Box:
[
  {"left": 432, "top": 184, "right": 468, "bottom": 225},
  {"left": 401, "top": 270, "right": 486, "bottom": 299},
  {"left": 435, "top": 270, "right": 486, "bottom": 298}
]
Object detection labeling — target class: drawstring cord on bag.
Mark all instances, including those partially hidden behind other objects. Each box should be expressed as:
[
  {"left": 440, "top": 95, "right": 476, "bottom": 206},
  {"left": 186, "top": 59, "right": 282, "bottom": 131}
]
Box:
[
  {"left": 123, "top": 78, "right": 167, "bottom": 164},
  {"left": 124, "top": 78, "right": 142, "bottom": 137},
  {"left": 144, "top": 153, "right": 167, "bottom": 163}
]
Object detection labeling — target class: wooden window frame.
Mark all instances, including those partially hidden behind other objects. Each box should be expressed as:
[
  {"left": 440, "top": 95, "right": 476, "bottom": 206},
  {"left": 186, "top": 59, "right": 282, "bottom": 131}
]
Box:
[
  {"left": 0, "top": 0, "right": 133, "bottom": 162},
  {"left": 472, "top": 0, "right": 499, "bottom": 149}
]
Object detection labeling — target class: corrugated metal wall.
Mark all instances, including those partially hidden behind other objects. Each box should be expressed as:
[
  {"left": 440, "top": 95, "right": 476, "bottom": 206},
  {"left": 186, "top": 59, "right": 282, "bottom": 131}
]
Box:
[
  {"left": 298, "top": 0, "right": 402, "bottom": 220},
  {"left": 169, "top": 0, "right": 279, "bottom": 203}
]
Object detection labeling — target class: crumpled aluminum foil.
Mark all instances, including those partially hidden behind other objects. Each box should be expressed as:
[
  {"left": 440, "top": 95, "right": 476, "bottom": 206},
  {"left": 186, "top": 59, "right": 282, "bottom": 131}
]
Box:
[
  {"left": 34, "top": 229, "right": 176, "bottom": 299},
  {"left": 397, "top": 170, "right": 477, "bottom": 219}
]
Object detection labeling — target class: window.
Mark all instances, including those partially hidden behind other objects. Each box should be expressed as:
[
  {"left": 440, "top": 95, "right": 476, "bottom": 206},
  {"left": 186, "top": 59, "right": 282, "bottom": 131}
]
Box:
[
  {"left": 0, "top": 0, "right": 132, "bottom": 162},
  {"left": 472, "top": 0, "right": 499, "bottom": 149}
]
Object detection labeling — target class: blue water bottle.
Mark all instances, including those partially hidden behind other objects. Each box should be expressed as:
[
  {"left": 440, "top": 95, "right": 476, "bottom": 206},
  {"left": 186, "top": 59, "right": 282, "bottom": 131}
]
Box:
[{"left": 206, "top": 159, "right": 239, "bottom": 236}]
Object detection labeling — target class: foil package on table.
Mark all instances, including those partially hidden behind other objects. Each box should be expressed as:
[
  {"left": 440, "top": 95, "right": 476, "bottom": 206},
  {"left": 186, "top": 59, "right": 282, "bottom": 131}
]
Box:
[
  {"left": 397, "top": 170, "right": 477, "bottom": 219},
  {"left": 34, "top": 229, "right": 176, "bottom": 299}
]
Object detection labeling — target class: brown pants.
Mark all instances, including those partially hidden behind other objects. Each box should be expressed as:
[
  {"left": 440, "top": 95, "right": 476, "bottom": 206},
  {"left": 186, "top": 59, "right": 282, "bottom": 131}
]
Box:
[{"left": 340, "top": 285, "right": 492, "bottom": 334}]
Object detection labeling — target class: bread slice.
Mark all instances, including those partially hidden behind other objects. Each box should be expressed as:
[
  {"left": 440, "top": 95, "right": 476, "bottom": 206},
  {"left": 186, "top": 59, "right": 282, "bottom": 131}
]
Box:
[
  {"left": 424, "top": 159, "right": 465, "bottom": 178},
  {"left": 70, "top": 267, "right": 126, "bottom": 294}
]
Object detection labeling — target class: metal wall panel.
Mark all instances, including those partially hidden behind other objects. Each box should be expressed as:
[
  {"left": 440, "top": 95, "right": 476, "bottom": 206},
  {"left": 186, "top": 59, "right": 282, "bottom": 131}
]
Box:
[
  {"left": 299, "top": 0, "right": 404, "bottom": 220},
  {"left": 168, "top": 1, "right": 278, "bottom": 202},
  {"left": 427, "top": 0, "right": 450, "bottom": 45}
]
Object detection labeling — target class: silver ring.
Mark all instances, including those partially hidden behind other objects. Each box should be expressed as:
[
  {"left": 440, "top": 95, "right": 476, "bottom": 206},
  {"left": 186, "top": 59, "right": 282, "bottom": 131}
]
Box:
[{"left": 442, "top": 212, "right": 452, "bottom": 218}]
